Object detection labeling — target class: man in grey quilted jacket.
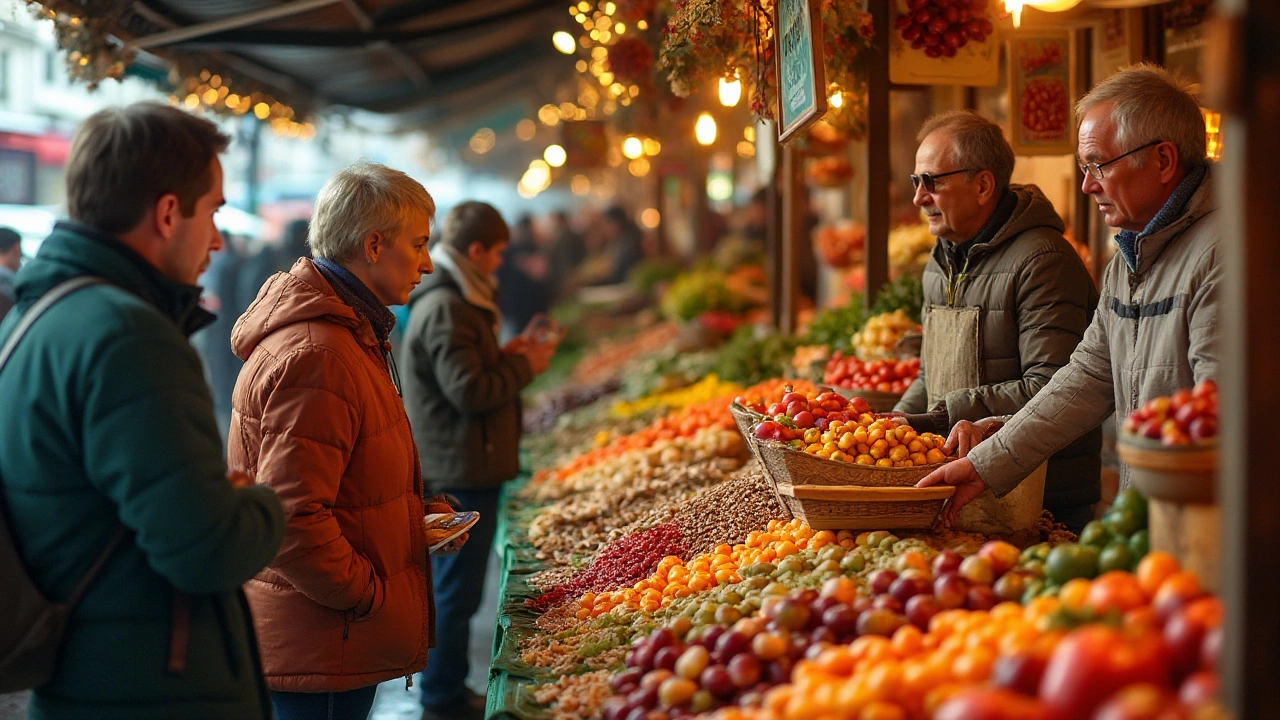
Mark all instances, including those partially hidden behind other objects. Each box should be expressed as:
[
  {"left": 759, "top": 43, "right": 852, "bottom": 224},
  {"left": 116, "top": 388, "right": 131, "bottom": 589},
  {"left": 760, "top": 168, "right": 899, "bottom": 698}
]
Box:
[
  {"left": 919, "top": 63, "right": 1221, "bottom": 524},
  {"left": 894, "top": 110, "right": 1101, "bottom": 531}
]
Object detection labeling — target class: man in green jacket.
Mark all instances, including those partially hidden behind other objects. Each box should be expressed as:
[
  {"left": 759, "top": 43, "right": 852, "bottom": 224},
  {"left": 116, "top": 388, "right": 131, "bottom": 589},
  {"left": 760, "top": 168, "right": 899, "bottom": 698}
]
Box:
[
  {"left": 894, "top": 110, "right": 1101, "bottom": 532},
  {"left": 920, "top": 65, "right": 1220, "bottom": 524},
  {"left": 0, "top": 103, "right": 285, "bottom": 719}
]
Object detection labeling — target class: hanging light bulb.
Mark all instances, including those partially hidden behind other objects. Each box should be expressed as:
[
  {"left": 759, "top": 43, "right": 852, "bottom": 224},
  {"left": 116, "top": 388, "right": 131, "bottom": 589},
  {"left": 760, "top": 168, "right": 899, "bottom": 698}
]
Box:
[
  {"left": 1004, "top": 0, "right": 1082, "bottom": 29},
  {"left": 544, "top": 144, "right": 567, "bottom": 167},
  {"left": 552, "top": 31, "right": 577, "bottom": 54},
  {"left": 622, "top": 136, "right": 644, "bottom": 159},
  {"left": 718, "top": 72, "right": 742, "bottom": 108},
  {"left": 695, "top": 112, "right": 718, "bottom": 146},
  {"left": 829, "top": 90, "right": 844, "bottom": 109}
]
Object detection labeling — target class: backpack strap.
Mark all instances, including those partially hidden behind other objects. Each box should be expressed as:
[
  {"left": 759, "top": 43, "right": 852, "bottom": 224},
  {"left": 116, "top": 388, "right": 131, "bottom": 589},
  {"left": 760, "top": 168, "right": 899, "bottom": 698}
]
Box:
[
  {"left": 0, "top": 276, "right": 132, "bottom": 610},
  {"left": 0, "top": 277, "right": 108, "bottom": 373}
]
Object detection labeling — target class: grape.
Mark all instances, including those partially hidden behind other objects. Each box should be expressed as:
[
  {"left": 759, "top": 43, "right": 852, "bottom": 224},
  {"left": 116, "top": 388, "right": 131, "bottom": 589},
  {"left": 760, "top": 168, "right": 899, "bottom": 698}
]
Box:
[
  {"left": 699, "top": 665, "right": 735, "bottom": 699},
  {"left": 727, "top": 654, "right": 762, "bottom": 689}
]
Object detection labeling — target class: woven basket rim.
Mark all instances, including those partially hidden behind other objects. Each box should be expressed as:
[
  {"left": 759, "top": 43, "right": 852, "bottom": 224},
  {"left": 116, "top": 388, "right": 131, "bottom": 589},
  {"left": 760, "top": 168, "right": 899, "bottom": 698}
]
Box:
[{"left": 754, "top": 437, "right": 951, "bottom": 472}]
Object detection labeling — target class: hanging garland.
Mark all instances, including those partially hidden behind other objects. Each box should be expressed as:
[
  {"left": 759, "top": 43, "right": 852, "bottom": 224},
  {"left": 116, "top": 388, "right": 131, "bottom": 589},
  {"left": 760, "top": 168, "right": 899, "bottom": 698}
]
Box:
[
  {"left": 25, "top": 0, "right": 135, "bottom": 90},
  {"left": 656, "top": 0, "right": 874, "bottom": 139}
]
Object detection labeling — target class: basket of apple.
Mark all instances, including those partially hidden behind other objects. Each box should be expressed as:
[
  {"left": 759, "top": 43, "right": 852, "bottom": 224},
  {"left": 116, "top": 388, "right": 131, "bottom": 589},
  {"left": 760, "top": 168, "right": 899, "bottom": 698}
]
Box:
[
  {"left": 1117, "top": 379, "right": 1220, "bottom": 590},
  {"left": 822, "top": 353, "right": 919, "bottom": 412},
  {"left": 738, "top": 387, "right": 957, "bottom": 530}
]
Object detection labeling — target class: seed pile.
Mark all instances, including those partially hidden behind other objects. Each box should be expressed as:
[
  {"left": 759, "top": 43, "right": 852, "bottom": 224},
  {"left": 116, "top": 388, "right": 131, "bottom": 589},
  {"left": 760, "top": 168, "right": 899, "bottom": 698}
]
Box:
[
  {"left": 531, "top": 670, "right": 613, "bottom": 720},
  {"left": 526, "top": 522, "right": 687, "bottom": 612},
  {"left": 673, "top": 467, "right": 789, "bottom": 558}
]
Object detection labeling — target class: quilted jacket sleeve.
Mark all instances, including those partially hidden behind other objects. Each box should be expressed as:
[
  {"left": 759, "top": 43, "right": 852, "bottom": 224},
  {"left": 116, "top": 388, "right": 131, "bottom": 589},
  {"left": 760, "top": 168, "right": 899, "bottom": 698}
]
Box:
[
  {"left": 967, "top": 260, "right": 1118, "bottom": 497},
  {"left": 943, "top": 245, "right": 1096, "bottom": 423},
  {"left": 83, "top": 313, "right": 285, "bottom": 595},
  {"left": 254, "top": 345, "right": 384, "bottom": 617}
]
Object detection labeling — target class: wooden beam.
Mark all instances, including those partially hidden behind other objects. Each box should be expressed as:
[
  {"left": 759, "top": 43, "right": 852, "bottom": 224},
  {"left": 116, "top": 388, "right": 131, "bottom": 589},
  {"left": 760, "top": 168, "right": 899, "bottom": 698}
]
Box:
[
  {"left": 780, "top": 145, "right": 805, "bottom": 334},
  {"left": 126, "top": 0, "right": 343, "bottom": 50},
  {"left": 864, "top": 1, "right": 891, "bottom": 306},
  {"left": 1074, "top": 26, "right": 1095, "bottom": 280},
  {"left": 1216, "top": 0, "right": 1280, "bottom": 714}
]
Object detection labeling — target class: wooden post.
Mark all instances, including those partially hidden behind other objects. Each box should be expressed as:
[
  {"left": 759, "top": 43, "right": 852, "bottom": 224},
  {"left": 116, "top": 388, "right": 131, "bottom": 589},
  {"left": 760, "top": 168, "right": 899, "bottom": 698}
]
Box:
[
  {"left": 780, "top": 145, "right": 805, "bottom": 334},
  {"left": 864, "top": 1, "right": 891, "bottom": 307},
  {"left": 767, "top": 154, "right": 784, "bottom": 329},
  {"left": 1215, "top": 0, "right": 1280, "bottom": 714}
]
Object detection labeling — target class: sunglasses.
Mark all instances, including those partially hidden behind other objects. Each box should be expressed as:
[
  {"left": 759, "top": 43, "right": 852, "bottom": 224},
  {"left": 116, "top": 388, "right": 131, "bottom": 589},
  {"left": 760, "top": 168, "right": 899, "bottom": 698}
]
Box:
[{"left": 910, "top": 168, "right": 972, "bottom": 193}]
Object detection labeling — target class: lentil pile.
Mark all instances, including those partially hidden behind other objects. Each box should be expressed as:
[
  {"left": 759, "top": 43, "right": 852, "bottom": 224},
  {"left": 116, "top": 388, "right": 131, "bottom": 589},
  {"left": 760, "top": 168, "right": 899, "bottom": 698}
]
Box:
[
  {"left": 531, "top": 670, "right": 613, "bottom": 720},
  {"left": 672, "top": 467, "right": 788, "bottom": 558},
  {"left": 526, "top": 522, "right": 687, "bottom": 612}
]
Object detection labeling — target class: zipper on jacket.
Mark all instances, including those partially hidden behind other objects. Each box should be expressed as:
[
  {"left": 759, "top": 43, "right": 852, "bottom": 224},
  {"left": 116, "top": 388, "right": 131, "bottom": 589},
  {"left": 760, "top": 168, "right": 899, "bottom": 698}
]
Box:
[{"left": 944, "top": 255, "right": 972, "bottom": 307}]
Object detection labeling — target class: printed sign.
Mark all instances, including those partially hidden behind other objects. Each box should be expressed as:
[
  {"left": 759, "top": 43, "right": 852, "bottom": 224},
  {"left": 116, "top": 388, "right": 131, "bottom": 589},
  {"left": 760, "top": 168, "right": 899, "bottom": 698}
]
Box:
[
  {"left": 1007, "top": 33, "right": 1075, "bottom": 155},
  {"left": 774, "top": 0, "right": 826, "bottom": 143}
]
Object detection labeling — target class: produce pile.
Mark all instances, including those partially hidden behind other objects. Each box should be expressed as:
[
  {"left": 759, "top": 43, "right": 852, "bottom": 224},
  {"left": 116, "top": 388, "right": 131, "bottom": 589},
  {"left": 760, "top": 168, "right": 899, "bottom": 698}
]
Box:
[
  {"left": 1121, "top": 379, "right": 1218, "bottom": 446},
  {"left": 499, "top": 307, "right": 1226, "bottom": 720},
  {"left": 823, "top": 355, "right": 920, "bottom": 395}
]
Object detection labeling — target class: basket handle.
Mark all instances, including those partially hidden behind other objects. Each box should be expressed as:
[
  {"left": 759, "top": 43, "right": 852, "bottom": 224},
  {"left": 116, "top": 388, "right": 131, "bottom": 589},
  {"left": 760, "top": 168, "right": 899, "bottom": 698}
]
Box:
[{"left": 778, "top": 485, "right": 956, "bottom": 501}]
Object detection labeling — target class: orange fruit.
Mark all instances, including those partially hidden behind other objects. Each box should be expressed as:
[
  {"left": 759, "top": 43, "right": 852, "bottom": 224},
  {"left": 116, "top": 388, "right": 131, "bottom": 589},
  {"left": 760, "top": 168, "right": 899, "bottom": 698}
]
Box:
[
  {"left": 1087, "top": 571, "right": 1148, "bottom": 614},
  {"left": 1135, "top": 551, "right": 1180, "bottom": 599},
  {"left": 859, "top": 701, "right": 907, "bottom": 720},
  {"left": 1058, "top": 578, "right": 1093, "bottom": 612}
]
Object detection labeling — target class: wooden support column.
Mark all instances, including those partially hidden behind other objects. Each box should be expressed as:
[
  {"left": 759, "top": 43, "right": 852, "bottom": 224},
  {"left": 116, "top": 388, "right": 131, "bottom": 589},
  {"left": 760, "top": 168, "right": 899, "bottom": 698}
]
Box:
[
  {"left": 864, "top": 2, "right": 891, "bottom": 306},
  {"left": 780, "top": 145, "right": 805, "bottom": 334},
  {"left": 1215, "top": 0, "right": 1280, "bottom": 715}
]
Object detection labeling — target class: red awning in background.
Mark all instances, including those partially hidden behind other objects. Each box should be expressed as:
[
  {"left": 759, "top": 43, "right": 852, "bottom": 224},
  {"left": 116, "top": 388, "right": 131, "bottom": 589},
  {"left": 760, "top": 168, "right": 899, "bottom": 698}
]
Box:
[{"left": 0, "top": 131, "right": 71, "bottom": 166}]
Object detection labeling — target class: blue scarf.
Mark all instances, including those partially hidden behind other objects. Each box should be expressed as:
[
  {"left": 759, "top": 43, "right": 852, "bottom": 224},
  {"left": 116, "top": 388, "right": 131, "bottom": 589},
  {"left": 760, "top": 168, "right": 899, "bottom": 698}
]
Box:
[
  {"left": 311, "top": 257, "right": 397, "bottom": 347},
  {"left": 1115, "top": 163, "right": 1208, "bottom": 272}
]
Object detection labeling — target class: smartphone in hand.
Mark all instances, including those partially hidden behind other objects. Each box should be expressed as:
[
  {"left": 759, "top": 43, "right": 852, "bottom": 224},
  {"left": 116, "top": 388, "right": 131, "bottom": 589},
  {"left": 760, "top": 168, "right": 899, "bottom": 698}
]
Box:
[{"left": 424, "top": 511, "right": 479, "bottom": 554}]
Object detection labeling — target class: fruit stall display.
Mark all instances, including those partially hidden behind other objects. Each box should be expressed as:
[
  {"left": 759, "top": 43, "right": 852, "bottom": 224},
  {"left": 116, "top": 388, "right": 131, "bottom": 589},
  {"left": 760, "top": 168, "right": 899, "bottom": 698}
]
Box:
[{"left": 485, "top": 364, "right": 1227, "bottom": 720}]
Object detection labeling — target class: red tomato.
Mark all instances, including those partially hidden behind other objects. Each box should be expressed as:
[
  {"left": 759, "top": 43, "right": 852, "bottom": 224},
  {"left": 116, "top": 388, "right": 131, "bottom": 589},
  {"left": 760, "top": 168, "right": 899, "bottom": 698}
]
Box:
[
  {"left": 934, "top": 688, "right": 1054, "bottom": 720},
  {"left": 1038, "top": 626, "right": 1170, "bottom": 720}
]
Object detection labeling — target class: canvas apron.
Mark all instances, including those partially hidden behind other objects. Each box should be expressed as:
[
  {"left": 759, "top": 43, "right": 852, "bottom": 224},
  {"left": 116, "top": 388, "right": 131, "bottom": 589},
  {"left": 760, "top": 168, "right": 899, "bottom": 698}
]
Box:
[{"left": 922, "top": 304, "right": 1047, "bottom": 533}]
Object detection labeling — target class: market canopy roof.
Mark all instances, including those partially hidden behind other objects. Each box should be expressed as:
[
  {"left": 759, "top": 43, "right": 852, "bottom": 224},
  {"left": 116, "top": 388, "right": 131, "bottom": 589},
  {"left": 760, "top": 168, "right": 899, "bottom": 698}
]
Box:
[{"left": 52, "top": 0, "right": 576, "bottom": 125}]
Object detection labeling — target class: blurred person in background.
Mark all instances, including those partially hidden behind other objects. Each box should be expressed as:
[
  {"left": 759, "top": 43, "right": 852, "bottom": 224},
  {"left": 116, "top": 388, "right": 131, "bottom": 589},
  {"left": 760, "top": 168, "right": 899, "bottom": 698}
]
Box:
[
  {"left": 546, "top": 210, "right": 585, "bottom": 302},
  {"left": 228, "top": 162, "right": 463, "bottom": 720},
  {"left": 600, "top": 205, "right": 644, "bottom": 285},
  {"left": 400, "top": 201, "right": 557, "bottom": 720},
  {"left": 495, "top": 213, "right": 551, "bottom": 342},
  {"left": 0, "top": 226, "right": 21, "bottom": 320},
  {"left": 236, "top": 218, "right": 309, "bottom": 314},
  {"left": 194, "top": 231, "right": 246, "bottom": 439}
]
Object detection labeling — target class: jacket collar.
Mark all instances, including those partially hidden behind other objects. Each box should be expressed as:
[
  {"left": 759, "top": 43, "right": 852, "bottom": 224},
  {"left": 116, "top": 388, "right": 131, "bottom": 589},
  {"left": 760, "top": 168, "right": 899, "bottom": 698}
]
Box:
[
  {"left": 1126, "top": 164, "right": 1215, "bottom": 277},
  {"left": 20, "top": 221, "right": 213, "bottom": 337},
  {"left": 931, "top": 184, "right": 1064, "bottom": 269}
]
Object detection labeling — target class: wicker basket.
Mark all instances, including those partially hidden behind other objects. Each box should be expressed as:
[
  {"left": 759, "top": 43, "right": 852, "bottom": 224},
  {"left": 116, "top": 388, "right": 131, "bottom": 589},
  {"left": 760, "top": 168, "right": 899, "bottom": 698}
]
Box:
[
  {"left": 776, "top": 484, "right": 954, "bottom": 530},
  {"left": 751, "top": 437, "right": 947, "bottom": 489},
  {"left": 728, "top": 403, "right": 765, "bottom": 464},
  {"left": 831, "top": 386, "right": 904, "bottom": 413}
]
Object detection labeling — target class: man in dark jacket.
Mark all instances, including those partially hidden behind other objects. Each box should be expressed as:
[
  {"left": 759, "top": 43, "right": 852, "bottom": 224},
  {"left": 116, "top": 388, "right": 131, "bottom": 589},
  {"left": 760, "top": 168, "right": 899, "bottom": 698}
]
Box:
[
  {"left": 0, "top": 226, "right": 21, "bottom": 320},
  {"left": 400, "top": 201, "right": 554, "bottom": 720},
  {"left": 0, "top": 103, "right": 286, "bottom": 720},
  {"left": 894, "top": 110, "right": 1102, "bottom": 533}
]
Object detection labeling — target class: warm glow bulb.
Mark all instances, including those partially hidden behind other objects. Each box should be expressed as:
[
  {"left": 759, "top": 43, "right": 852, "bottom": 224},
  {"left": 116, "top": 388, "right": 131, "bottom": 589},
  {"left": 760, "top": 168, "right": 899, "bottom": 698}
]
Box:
[
  {"left": 544, "top": 144, "right": 567, "bottom": 167},
  {"left": 695, "top": 113, "right": 718, "bottom": 146},
  {"left": 718, "top": 75, "right": 742, "bottom": 108},
  {"left": 552, "top": 31, "right": 577, "bottom": 54},
  {"left": 1004, "top": 0, "right": 1025, "bottom": 28},
  {"left": 622, "top": 136, "right": 644, "bottom": 159},
  {"left": 829, "top": 91, "right": 843, "bottom": 108}
]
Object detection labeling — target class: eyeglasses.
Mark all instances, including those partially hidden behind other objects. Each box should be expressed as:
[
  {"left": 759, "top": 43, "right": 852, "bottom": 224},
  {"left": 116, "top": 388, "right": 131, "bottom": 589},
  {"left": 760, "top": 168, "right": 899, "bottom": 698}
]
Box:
[
  {"left": 910, "top": 168, "right": 972, "bottom": 193},
  {"left": 1077, "top": 140, "right": 1162, "bottom": 181}
]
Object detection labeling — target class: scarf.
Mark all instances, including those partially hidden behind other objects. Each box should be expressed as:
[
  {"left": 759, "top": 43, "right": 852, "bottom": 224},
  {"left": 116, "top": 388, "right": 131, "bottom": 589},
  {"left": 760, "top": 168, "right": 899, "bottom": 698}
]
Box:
[
  {"left": 1115, "top": 162, "right": 1208, "bottom": 272},
  {"left": 311, "top": 257, "right": 397, "bottom": 347},
  {"left": 430, "top": 244, "right": 502, "bottom": 332}
]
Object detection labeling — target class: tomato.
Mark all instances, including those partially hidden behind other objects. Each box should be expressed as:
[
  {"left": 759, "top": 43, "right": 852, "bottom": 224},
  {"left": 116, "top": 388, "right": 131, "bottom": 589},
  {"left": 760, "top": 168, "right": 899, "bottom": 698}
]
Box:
[
  {"left": 1092, "top": 683, "right": 1190, "bottom": 720},
  {"left": 934, "top": 688, "right": 1053, "bottom": 720},
  {"left": 1038, "top": 626, "right": 1170, "bottom": 720}
]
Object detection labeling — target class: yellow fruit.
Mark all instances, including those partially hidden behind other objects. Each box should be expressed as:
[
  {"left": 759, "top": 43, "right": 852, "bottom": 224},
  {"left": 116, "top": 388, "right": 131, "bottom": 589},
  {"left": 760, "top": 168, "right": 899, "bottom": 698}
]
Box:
[
  {"left": 876, "top": 458, "right": 894, "bottom": 468},
  {"left": 926, "top": 448, "right": 946, "bottom": 464},
  {"left": 838, "top": 433, "right": 856, "bottom": 450},
  {"left": 856, "top": 454, "right": 875, "bottom": 465}
]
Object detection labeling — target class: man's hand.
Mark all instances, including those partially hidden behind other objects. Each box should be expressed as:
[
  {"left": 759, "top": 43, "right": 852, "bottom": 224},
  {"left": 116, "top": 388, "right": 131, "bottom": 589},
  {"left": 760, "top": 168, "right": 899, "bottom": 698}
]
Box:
[
  {"left": 428, "top": 531, "right": 469, "bottom": 555},
  {"left": 917, "top": 458, "right": 988, "bottom": 527},
  {"left": 502, "top": 336, "right": 529, "bottom": 354},
  {"left": 945, "top": 417, "right": 1005, "bottom": 458},
  {"left": 227, "top": 468, "right": 254, "bottom": 488},
  {"left": 517, "top": 340, "right": 555, "bottom": 375}
]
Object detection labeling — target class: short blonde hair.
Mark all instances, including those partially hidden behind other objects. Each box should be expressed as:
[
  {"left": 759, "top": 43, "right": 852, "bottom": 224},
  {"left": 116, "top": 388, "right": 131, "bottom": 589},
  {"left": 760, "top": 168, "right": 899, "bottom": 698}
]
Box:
[
  {"left": 309, "top": 162, "right": 436, "bottom": 263},
  {"left": 1076, "top": 63, "right": 1205, "bottom": 172}
]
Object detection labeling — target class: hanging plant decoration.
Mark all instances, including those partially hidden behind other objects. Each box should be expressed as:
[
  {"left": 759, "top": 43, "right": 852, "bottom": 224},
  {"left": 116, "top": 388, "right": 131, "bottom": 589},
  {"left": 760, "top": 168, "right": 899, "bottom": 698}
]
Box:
[
  {"left": 26, "top": 0, "right": 136, "bottom": 90},
  {"left": 657, "top": 0, "right": 874, "bottom": 139},
  {"left": 606, "top": 36, "right": 657, "bottom": 96}
]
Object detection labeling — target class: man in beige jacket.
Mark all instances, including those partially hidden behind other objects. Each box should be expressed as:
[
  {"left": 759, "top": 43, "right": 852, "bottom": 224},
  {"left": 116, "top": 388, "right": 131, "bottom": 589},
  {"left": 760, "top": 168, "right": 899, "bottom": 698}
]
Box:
[{"left": 920, "top": 63, "right": 1221, "bottom": 524}]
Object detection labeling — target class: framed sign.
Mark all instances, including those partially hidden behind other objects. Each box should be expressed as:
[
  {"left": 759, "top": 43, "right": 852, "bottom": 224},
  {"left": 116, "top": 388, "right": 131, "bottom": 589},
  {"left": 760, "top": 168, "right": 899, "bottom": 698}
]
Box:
[
  {"left": 774, "top": 0, "right": 826, "bottom": 144},
  {"left": 888, "top": 0, "right": 1001, "bottom": 87},
  {"left": 1007, "top": 33, "right": 1075, "bottom": 156}
]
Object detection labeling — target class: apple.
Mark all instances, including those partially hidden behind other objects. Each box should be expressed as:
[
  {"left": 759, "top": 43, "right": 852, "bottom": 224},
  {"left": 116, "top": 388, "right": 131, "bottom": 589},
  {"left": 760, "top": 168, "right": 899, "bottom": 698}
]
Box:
[
  {"left": 932, "top": 550, "right": 964, "bottom": 576},
  {"left": 991, "top": 651, "right": 1047, "bottom": 697},
  {"left": 699, "top": 665, "right": 734, "bottom": 699},
  {"left": 905, "top": 594, "right": 942, "bottom": 630},
  {"left": 934, "top": 573, "right": 970, "bottom": 609},
  {"left": 1038, "top": 626, "right": 1170, "bottom": 720},
  {"left": 934, "top": 688, "right": 1054, "bottom": 720},
  {"left": 868, "top": 569, "right": 898, "bottom": 595},
  {"left": 821, "top": 604, "right": 860, "bottom": 637},
  {"left": 978, "top": 541, "right": 1021, "bottom": 577},
  {"left": 966, "top": 585, "right": 999, "bottom": 611},
  {"left": 960, "top": 555, "right": 995, "bottom": 586}
]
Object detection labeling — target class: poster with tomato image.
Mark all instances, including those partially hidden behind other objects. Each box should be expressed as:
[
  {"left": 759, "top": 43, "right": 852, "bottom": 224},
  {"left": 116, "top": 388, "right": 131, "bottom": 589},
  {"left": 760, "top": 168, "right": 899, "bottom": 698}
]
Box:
[
  {"left": 1008, "top": 33, "right": 1075, "bottom": 155},
  {"left": 888, "top": 0, "right": 1001, "bottom": 87}
]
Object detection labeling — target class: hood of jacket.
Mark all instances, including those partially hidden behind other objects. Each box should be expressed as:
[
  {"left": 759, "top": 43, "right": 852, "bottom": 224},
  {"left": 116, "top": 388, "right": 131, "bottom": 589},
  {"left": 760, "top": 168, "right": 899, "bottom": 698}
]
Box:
[
  {"left": 232, "top": 256, "right": 375, "bottom": 361},
  {"left": 16, "top": 220, "right": 213, "bottom": 336}
]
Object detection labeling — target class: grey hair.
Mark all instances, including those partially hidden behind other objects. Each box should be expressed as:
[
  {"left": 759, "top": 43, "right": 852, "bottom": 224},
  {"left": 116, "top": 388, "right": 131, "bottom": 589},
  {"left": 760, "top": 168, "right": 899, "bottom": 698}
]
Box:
[
  {"left": 917, "top": 110, "right": 1015, "bottom": 194},
  {"left": 308, "top": 162, "right": 436, "bottom": 263},
  {"left": 1075, "top": 63, "right": 1205, "bottom": 172}
]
